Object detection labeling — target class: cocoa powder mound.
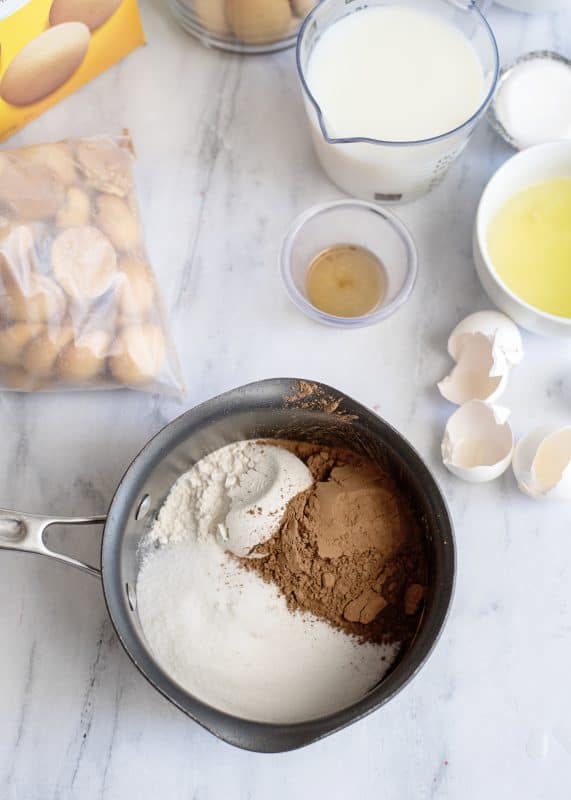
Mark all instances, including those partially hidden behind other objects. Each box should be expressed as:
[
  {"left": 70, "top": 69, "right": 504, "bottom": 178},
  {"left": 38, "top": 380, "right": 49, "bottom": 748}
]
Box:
[{"left": 243, "top": 442, "right": 428, "bottom": 646}]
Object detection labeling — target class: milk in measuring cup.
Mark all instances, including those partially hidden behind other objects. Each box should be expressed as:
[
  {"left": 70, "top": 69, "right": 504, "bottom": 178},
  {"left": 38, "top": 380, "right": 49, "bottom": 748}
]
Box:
[{"left": 302, "top": 5, "right": 489, "bottom": 202}]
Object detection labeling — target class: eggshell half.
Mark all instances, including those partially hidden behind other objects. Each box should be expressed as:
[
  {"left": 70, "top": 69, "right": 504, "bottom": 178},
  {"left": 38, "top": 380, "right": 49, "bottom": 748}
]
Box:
[
  {"left": 438, "top": 333, "right": 508, "bottom": 404},
  {"left": 442, "top": 400, "right": 514, "bottom": 483},
  {"left": 447, "top": 311, "right": 524, "bottom": 375},
  {"left": 438, "top": 310, "right": 524, "bottom": 405},
  {"left": 513, "top": 426, "right": 571, "bottom": 500}
]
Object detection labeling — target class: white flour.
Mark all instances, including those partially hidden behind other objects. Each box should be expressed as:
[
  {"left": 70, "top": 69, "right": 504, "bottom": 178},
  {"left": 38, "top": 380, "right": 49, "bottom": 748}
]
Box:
[
  {"left": 137, "top": 441, "right": 398, "bottom": 724},
  {"left": 147, "top": 441, "right": 313, "bottom": 557}
]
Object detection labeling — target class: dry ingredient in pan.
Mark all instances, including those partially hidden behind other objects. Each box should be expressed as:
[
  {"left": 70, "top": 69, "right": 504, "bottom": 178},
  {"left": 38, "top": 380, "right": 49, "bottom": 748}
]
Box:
[
  {"left": 137, "top": 440, "right": 427, "bottom": 723},
  {"left": 137, "top": 535, "right": 395, "bottom": 723},
  {"left": 147, "top": 440, "right": 313, "bottom": 556},
  {"left": 306, "top": 244, "right": 388, "bottom": 318},
  {"left": 245, "top": 442, "right": 427, "bottom": 645}
]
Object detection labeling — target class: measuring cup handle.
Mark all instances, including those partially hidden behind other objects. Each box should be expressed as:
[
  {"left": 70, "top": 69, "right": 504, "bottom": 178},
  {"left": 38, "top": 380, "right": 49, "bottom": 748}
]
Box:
[{"left": 0, "top": 508, "right": 106, "bottom": 578}]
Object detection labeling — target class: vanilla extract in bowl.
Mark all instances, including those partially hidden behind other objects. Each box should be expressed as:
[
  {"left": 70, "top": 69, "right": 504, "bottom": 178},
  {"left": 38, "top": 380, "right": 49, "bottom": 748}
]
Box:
[{"left": 306, "top": 244, "right": 388, "bottom": 318}]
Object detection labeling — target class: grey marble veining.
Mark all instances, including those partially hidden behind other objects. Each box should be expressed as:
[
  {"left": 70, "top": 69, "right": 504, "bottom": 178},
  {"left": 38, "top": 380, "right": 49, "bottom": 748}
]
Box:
[{"left": 1, "top": 2, "right": 571, "bottom": 797}]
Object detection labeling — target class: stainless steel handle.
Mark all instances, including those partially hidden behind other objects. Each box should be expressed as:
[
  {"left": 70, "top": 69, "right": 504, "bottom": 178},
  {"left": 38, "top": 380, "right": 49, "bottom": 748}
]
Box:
[{"left": 0, "top": 508, "right": 106, "bottom": 578}]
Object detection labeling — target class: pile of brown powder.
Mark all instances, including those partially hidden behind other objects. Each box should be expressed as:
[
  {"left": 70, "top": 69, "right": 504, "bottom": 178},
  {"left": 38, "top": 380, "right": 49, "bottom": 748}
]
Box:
[{"left": 243, "top": 442, "right": 428, "bottom": 646}]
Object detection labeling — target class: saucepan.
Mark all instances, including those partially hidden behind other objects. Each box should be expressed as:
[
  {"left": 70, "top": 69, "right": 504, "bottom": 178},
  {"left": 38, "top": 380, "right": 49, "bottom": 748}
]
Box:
[{"left": 0, "top": 378, "right": 455, "bottom": 753}]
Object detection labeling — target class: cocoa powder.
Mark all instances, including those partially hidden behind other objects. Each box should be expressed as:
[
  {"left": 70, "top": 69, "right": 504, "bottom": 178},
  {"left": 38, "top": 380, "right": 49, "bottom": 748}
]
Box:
[{"left": 243, "top": 442, "right": 428, "bottom": 646}]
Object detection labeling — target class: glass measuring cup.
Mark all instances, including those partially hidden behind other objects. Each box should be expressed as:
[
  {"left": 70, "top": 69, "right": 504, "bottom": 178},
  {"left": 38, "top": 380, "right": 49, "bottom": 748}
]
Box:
[{"left": 296, "top": 0, "right": 499, "bottom": 204}]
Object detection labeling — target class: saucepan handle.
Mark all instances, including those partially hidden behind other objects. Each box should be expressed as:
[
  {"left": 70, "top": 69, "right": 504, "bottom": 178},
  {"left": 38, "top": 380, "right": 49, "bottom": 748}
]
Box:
[{"left": 0, "top": 508, "right": 106, "bottom": 578}]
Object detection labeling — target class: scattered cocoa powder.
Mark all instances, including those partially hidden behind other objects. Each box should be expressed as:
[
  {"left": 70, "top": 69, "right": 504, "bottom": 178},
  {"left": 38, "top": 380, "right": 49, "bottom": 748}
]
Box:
[
  {"left": 283, "top": 381, "right": 358, "bottom": 420},
  {"left": 243, "top": 442, "right": 428, "bottom": 646}
]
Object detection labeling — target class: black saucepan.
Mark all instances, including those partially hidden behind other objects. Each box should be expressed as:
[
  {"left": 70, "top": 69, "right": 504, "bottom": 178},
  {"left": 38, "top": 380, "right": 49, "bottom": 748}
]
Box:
[{"left": 0, "top": 378, "right": 455, "bottom": 752}]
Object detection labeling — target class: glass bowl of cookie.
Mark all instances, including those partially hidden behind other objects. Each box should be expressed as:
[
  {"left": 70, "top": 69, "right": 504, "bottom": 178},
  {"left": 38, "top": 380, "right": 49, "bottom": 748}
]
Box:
[{"left": 166, "top": 0, "right": 316, "bottom": 53}]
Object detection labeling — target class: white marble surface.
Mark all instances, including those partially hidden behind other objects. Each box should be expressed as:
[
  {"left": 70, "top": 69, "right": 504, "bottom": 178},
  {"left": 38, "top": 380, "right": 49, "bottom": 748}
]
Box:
[{"left": 1, "top": 2, "right": 571, "bottom": 797}]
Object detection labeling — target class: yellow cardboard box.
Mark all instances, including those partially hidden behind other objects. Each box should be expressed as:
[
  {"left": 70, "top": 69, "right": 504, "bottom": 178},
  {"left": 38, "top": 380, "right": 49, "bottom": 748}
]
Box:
[{"left": 0, "top": 0, "right": 145, "bottom": 142}]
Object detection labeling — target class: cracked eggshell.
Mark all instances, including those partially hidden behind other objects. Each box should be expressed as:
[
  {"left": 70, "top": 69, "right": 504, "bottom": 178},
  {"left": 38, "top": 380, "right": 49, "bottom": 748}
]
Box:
[
  {"left": 447, "top": 311, "right": 524, "bottom": 373},
  {"left": 438, "top": 310, "right": 524, "bottom": 405},
  {"left": 442, "top": 399, "right": 514, "bottom": 483},
  {"left": 438, "top": 333, "right": 509, "bottom": 405},
  {"left": 513, "top": 426, "right": 571, "bottom": 500}
]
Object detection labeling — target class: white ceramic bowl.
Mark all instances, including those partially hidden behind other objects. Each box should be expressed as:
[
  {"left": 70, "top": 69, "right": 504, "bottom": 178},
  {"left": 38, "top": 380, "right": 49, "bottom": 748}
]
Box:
[{"left": 473, "top": 141, "right": 571, "bottom": 337}]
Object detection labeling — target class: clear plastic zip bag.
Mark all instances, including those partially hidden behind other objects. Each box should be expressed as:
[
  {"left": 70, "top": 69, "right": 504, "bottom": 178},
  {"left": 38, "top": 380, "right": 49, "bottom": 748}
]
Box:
[{"left": 0, "top": 133, "right": 184, "bottom": 395}]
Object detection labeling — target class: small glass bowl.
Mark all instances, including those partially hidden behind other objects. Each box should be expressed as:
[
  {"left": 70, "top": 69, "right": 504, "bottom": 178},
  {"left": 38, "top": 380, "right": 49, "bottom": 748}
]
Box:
[
  {"left": 487, "top": 50, "right": 571, "bottom": 151},
  {"left": 280, "top": 200, "right": 418, "bottom": 328}
]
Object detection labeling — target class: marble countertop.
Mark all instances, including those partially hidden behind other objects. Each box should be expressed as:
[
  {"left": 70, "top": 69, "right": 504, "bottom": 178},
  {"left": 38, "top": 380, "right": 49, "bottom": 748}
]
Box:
[{"left": 1, "top": 2, "right": 571, "bottom": 797}]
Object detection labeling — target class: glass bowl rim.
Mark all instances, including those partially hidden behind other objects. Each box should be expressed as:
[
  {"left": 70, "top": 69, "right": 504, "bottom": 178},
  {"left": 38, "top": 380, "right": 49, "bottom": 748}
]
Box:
[{"left": 280, "top": 199, "right": 419, "bottom": 328}]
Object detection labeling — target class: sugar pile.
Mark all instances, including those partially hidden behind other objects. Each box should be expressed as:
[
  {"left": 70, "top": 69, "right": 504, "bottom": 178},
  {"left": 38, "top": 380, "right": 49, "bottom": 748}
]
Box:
[{"left": 136, "top": 441, "right": 397, "bottom": 723}]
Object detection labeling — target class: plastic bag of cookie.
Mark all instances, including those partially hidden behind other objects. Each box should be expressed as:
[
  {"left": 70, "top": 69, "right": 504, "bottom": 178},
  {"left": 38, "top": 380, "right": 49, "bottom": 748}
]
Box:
[{"left": 0, "top": 133, "right": 184, "bottom": 395}]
